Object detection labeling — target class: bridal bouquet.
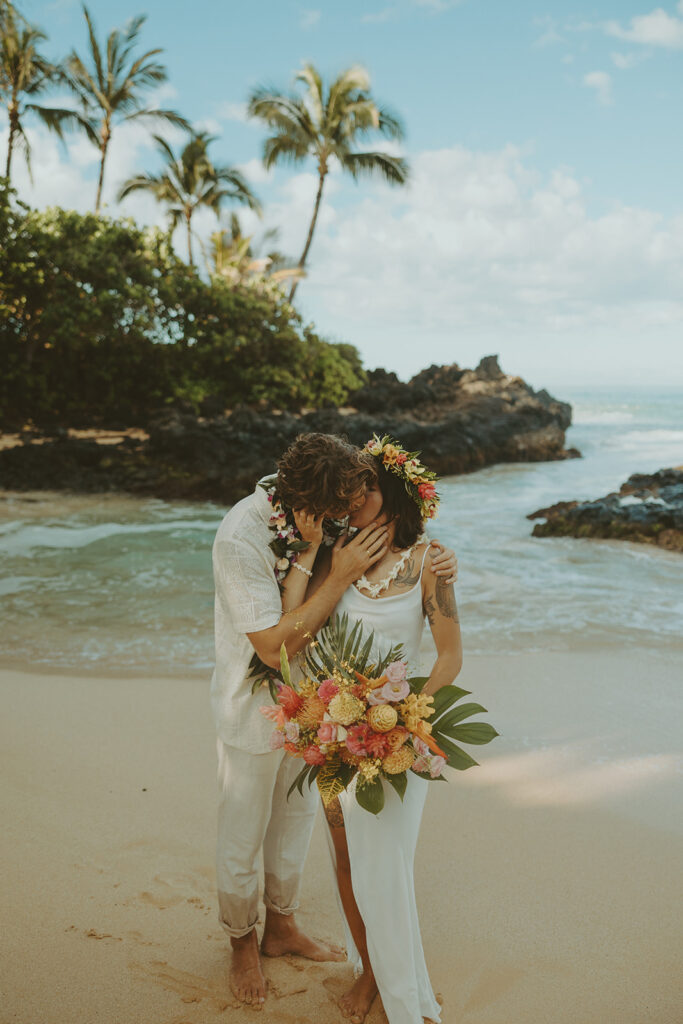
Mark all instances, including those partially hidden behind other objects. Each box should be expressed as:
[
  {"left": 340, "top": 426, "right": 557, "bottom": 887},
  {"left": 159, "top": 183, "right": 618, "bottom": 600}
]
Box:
[{"left": 260, "top": 614, "right": 498, "bottom": 815}]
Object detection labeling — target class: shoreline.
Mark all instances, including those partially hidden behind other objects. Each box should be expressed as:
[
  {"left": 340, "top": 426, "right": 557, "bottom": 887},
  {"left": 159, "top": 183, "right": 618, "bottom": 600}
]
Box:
[{"left": 3, "top": 650, "right": 682, "bottom": 1024}]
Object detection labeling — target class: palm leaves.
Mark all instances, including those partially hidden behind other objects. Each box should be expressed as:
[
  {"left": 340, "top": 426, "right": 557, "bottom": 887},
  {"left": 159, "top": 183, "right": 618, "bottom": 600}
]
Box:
[
  {"left": 64, "top": 5, "right": 189, "bottom": 211},
  {"left": 118, "top": 131, "right": 260, "bottom": 266},
  {"left": 208, "top": 212, "right": 303, "bottom": 289},
  {"left": 0, "top": 8, "right": 82, "bottom": 182},
  {"left": 248, "top": 61, "right": 410, "bottom": 301}
]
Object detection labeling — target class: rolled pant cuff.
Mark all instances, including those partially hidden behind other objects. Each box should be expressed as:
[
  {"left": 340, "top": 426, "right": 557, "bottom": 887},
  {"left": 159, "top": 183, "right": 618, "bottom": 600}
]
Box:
[
  {"left": 219, "top": 913, "right": 260, "bottom": 939},
  {"left": 263, "top": 892, "right": 298, "bottom": 916}
]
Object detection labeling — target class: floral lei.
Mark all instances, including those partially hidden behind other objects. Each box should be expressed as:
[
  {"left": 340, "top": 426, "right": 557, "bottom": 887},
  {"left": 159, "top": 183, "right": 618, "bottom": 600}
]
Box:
[{"left": 364, "top": 435, "right": 440, "bottom": 520}]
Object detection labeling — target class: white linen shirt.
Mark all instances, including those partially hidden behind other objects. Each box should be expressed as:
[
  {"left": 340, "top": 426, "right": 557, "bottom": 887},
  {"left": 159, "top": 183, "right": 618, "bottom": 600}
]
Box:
[{"left": 211, "top": 478, "right": 284, "bottom": 753}]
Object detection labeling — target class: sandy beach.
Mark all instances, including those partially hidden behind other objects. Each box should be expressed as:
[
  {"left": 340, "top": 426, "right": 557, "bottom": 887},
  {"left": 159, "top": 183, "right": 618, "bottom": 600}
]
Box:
[{"left": 2, "top": 648, "right": 682, "bottom": 1024}]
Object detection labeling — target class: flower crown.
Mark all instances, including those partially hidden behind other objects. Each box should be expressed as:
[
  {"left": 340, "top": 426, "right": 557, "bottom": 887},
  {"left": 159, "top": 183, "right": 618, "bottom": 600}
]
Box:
[{"left": 364, "top": 435, "right": 440, "bottom": 521}]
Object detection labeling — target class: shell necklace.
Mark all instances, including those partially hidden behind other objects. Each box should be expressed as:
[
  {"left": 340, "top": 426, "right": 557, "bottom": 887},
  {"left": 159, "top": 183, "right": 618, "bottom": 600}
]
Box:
[{"left": 354, "top": 542, "right": 419, "bottom": 598}]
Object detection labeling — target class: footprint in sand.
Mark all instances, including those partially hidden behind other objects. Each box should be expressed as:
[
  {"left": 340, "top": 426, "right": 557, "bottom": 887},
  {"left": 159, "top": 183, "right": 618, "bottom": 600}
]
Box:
[{"left": 130, "top": 959, "right": 232, "bottom": 1013}]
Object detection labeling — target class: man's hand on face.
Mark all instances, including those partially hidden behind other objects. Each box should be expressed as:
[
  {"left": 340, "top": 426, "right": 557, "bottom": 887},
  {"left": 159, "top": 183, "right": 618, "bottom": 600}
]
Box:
[
  {"left": 330, "top": 523, "right": 389, "bottom": 585},
  {"left": 293, "top": 509, "right": 325, "bottom": 548}
]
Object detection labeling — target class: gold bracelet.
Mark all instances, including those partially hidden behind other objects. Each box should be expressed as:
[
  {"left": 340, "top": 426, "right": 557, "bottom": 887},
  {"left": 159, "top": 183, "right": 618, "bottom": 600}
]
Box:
[{"left": 292, "top": 561, "right": 313, "bottom": 578}]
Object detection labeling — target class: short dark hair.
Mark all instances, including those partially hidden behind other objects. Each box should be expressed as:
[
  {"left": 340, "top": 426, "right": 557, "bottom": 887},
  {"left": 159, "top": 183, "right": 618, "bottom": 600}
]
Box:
[
  {"left": 276, "top": 433, "right": 376, "bottom": 515},
  {"left": 375, "top": 461, "right": 424, "bottom": 549}
]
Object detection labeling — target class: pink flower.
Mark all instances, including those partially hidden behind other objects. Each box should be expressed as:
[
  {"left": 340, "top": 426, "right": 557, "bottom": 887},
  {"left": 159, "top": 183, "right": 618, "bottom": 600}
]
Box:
[
  {"left": 366, "top": 732, "right": 390, "bottom": 758},
  {"left": 345, "top": 723, "right": 371, "bottom": 757},
  {"left": 413, "top": 737, "right": 430, "bottom": 757},
  {"left": 317, "top": 721, "right": 337, "bottom": 744},
  {"left": 317, "top": 679, "right": 339, "bottom": 704},
  {"left": 269, "top": 730, "right": 285, "bottom": 751},
  {"left": 429, "top": 755, "right": 447, "bottom": 778},
  {"left": 378, "top": 678, "right": 410, "bottom": 703},
  {"left": 260, "top": 705, "right": 285, "bottom": 727},
  {"left": 284, "top": 721, "right": 300, "bottom": 743},
  {"left": 386, "top": 661, "right": 408, "bottom": 684},
  {"left": 418, "top": 481, "right": 437, "bottom": 500},
  {"left": 367, "top": 688, "right": 386, "bottom": 706},
  {"left": 411, "top": 754, "right": 430, "bottom": 774},
  {"left": 396, "top": 453, "right": 407, "bottom": 465},
  {"left": 303, "top": 745, "right": 326, "bottom": 765},
  {"left": 278, "top": 685, "right": 303, "bottom": 719}
]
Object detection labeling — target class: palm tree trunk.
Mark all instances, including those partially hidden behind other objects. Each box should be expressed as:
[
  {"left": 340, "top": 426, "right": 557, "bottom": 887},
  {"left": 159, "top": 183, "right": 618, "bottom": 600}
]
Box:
[
  {"left": 95, "top": 121, "right": 110, "bottom": 213},
  {"left": 289, "top": 170, "right": 326, "bottom": 303},
  {"left": 5, "top": 122, "right": 15, "bottom": 181},
  {"left": 186, "top": 211, "right": 194, "bottom": 266},
  {"left": 5, "top": 98, "right": 18, "bottom": 182}
]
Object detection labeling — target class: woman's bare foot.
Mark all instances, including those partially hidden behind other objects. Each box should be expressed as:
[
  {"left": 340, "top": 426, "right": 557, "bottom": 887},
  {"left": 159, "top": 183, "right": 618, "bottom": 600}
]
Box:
[
  {"left": 229, "top": 929, "right": 266, "bottom": 1007},
  {"left": 261, "top": 910, "right": 345, "bottom": 961},
  {"left": 339, "top": 971, "right": 378, "bottom": 1023}
]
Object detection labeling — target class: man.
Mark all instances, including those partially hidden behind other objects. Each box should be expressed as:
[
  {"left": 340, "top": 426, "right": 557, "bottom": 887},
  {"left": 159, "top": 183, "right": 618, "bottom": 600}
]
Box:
[{"left": 212, "top": 432, "right": 454, "bottom": 1006}]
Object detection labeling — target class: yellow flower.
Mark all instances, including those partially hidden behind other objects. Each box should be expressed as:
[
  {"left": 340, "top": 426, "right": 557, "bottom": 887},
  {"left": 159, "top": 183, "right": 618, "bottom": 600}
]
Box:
[
  {"left": 328, "top": 692, "right": 365, "bottom": 726},
  {"left": 367, "top": 704, "right": 398, "bottom": 733},
  {"left": 399, "top": 693, "right": 434, "bottom": 728},
  {"left": 382, "top": 746, "right": 416, "bottom": 774},
  {"left": 382, "top": 443, "right": 400, "bottom": 466},
  {"left": 358, "top": 758, "right": 380, "bottom": 781}
]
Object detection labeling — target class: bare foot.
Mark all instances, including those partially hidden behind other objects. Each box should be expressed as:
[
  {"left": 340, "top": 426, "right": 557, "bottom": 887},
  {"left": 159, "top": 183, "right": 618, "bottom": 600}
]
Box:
[
  {"left": 229, "top": 929, "right": 266, "bottom": 1007},
  {"left": 261, "top": 911, "right": 345, "bottom": 962},
  {"left": 339, "top": 971, "right": 378, "bottom": 1023}
]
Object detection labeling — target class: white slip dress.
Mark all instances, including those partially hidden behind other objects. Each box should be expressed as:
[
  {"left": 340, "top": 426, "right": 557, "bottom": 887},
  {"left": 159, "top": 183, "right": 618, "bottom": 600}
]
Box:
[{"left": 326, "top": 546, "right": 442, "bottom": 1024}]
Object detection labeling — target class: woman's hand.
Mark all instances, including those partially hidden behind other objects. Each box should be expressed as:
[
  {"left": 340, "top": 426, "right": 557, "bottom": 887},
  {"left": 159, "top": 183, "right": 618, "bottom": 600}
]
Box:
[
  {"left": 428, "top": 540, "right": 458, "bottom": 584},
  {"left": 293, "top": 509, "right": 325, "bottom": 548},
  {"left": 330, "top": 523, "right": 388, "bottom": 585}
]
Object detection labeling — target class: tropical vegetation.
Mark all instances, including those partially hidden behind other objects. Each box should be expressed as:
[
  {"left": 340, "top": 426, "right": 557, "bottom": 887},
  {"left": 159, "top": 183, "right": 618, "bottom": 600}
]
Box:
[{"left": 0, "top": 1, "right": 410, "bottom": 428}]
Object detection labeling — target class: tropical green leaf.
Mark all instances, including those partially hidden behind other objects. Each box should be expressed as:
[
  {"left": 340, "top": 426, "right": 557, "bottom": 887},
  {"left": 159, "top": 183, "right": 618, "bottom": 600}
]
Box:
[
  {"left": 431, "top": 685, "right": 471, "bottom": 719},
  {"left": 432, "top": 733, "right": 479, "bottom": 771},
  {"left": 287, "top": 764, "right": 309, "bottom": 800},
  {"left": 435, "top": 702, "right": 488, "bottom": 731},
  {"left": 355, "top": 775, "right": 384, "bottom": 815},
  {"left": 385, "top": 771, "right": 407, "bottom": 801},
  {"left": 450, "top": 722, "right": 499, "bottom": 745},
  {"left": 279, "top": 643, "right": 292, "bottom": 687},
  {"left": 408, "top": 675, "right": 429, "bottom": 693}
]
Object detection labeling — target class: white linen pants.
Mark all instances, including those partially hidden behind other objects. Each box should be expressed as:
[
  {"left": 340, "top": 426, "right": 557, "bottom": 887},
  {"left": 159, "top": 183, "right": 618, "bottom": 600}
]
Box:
[{"left": 216, "top": 739, "right": 318, "bottom": 938}]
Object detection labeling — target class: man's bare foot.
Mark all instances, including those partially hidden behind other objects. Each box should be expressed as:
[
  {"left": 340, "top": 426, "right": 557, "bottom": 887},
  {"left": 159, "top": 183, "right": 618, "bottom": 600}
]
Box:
[
  {"left": 261, "top": 910, "right": 345, "bottom": 961},
  {"left": 229, "top": 929, "right": 266, "bottom": 1007},
  {"left": 339, "top": 971, "right": 378, "bottom": 1023}
]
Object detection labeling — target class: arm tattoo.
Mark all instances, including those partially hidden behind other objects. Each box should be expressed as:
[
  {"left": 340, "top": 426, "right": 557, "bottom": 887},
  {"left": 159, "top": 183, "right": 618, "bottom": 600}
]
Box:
[
  {"left": 423, "top": 593, "right": 436, "bottom": 626},
  {"left": 435, "top": 578, "right": 459, "bottom": 621},
  {"left": 393, "top": 558, "right": 420, "bottom": 589},
  {"left": 323, "top": 796, "right": 345, "bottom": 830}
]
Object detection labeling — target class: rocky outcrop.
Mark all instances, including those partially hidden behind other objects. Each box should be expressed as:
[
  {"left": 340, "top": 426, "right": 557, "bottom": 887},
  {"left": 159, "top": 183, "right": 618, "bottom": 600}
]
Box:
[
  {"left": 528, "top": 468, "right": 683, "bottom": 552},
  {"left": 0, "top": 356, "right": 578, "bottom": 503}
]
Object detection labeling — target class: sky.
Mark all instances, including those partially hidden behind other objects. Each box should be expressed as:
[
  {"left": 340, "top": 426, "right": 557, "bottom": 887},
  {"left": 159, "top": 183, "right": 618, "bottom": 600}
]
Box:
[{"left": 3, "top": 0, "right": 683, "bottom": 389}]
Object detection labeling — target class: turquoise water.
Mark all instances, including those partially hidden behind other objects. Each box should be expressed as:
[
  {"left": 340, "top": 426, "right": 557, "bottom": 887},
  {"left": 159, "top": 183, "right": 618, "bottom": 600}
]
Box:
[{"left": 1, "top": 385, "right": 681, "bottom": 675}]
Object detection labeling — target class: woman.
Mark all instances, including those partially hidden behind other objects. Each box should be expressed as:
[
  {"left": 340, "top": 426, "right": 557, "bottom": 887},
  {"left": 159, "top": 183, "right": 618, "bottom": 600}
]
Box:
[{"left": 282, "top": 438, "right": 462, "bottom": 1024}]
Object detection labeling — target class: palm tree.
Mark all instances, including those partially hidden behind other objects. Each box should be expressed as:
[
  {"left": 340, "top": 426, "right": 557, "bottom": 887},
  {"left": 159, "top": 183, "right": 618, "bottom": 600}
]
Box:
[
  {"left": 64, "top": 5, "right": 189, "bottom": 212},
  {"left": 118, "top": 132, "right": 260, "bottom": 266},
  {"left": 208, "top": 212, "right": 304, "bottom": 289},
  {"left": 0, "top": 9, "right": 81, "bottom": 183},
  {"left": 247, "top": 63, "right": 409, "bottom": 302}
]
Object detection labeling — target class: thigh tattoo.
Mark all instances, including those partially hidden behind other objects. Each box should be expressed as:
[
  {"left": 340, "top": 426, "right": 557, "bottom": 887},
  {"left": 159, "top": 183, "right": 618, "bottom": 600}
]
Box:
[{"left": 323, "top": 796, "right": 345, "bottom": 830}]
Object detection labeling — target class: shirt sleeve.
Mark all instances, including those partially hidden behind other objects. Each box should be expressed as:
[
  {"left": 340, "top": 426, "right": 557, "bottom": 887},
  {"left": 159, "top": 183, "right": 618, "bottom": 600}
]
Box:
[{"left": 213, "top": 535, "right": 282, "bottom": 635}]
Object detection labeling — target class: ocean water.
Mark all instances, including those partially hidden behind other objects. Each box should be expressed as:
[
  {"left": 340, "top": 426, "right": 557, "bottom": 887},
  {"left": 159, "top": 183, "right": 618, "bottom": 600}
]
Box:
[{"left": 1, "top": 386, "right": 681, "bottom": 676}]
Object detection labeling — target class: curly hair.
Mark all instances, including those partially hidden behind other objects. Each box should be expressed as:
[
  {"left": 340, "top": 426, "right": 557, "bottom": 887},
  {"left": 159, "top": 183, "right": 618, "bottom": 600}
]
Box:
[
  {"left": 276, "top": 433, "right": 376, "bottom": 516},
  {"left": 375, "top": 461, "right": 424, "bottom": 549}
]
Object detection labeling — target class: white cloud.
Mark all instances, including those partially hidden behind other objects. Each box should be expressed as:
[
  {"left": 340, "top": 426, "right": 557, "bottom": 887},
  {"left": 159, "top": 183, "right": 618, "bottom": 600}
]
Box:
[
  {"left": 262, "top": 145, "right": 683, "bottom": 382},
  {"left": 583, "top": 70, "right": 613, "bottom": 105},
  {"left": 605, "top": 4, "right": 683, "bottom": 49},
  {"left": 413, "top": 0, "right": 463, "bottom": 9},
  {"left": 533, "top": 15, "right": 563, "bottom": 47},
  {"left": 216, "top": 101, "right": 249, "bottom": 124},
  {"left": 299, "top": 8, "right": 321, "bottom": 29},
  {"left": 5, "top": 124, "right": 683, "bottom": 385},
  {"left": 610, "top": 50, "right": 649, "bottom": 69},
  {"left": 361, "top": 7, "right": 397, "bottom": 23}
]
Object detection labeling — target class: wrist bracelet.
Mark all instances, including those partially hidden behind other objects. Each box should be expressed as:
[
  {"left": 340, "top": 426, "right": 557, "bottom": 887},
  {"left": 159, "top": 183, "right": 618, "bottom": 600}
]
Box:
[{"left": 292, "top": 561, "right": 313, "bottom": 578}]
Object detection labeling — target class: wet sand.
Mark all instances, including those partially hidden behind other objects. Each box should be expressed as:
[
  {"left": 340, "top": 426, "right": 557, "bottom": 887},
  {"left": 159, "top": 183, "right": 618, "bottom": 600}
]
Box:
[{"left": 2, "top": 649, "right": 682, "bottom": 1024}]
